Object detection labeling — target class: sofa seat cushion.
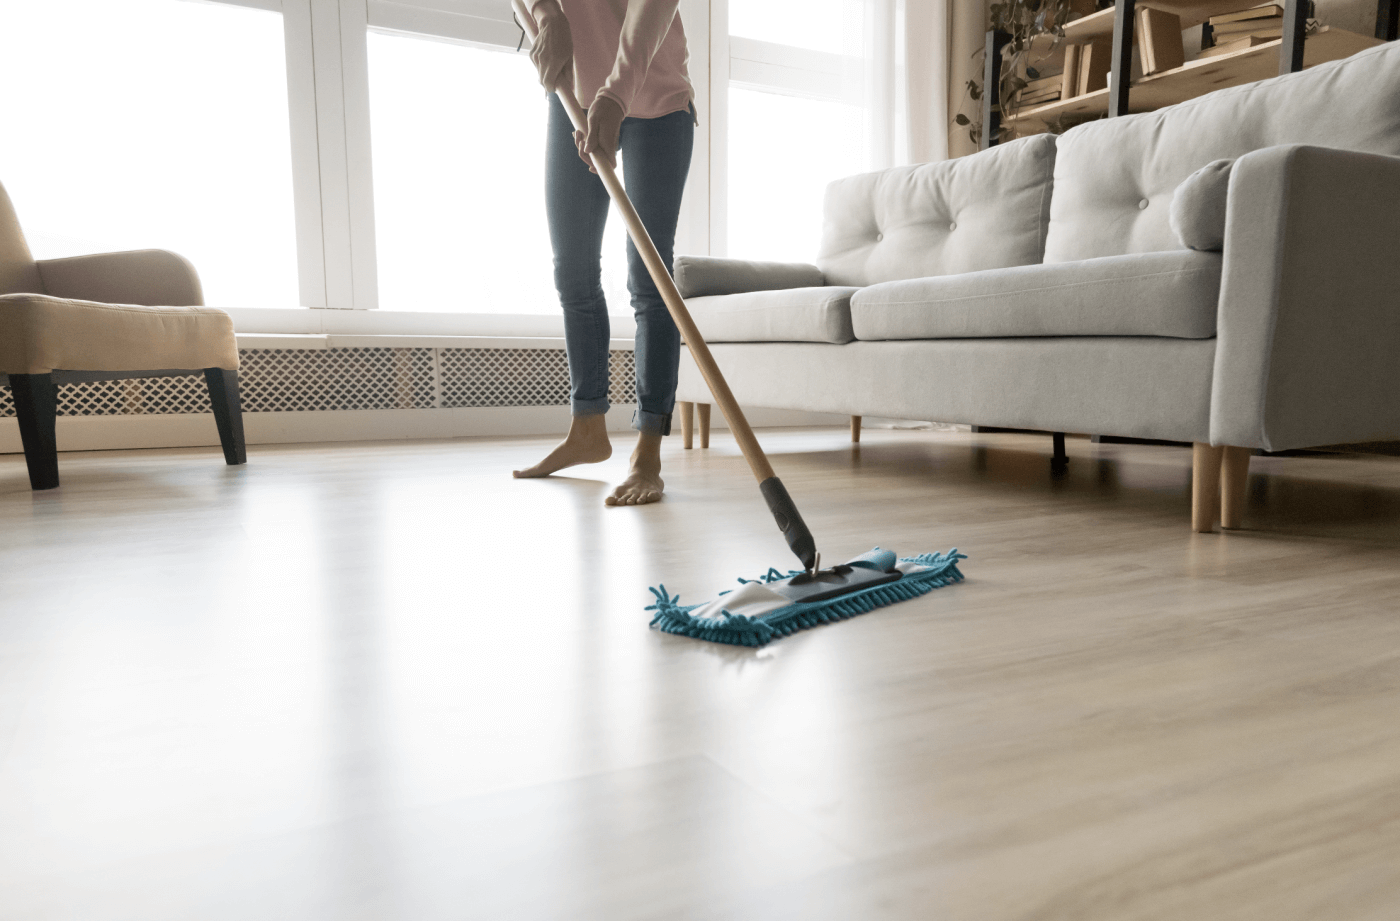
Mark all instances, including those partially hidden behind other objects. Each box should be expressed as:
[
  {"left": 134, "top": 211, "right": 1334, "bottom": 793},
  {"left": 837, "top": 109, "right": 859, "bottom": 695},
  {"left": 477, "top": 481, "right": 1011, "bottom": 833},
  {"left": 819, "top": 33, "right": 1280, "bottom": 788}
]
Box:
[
  {"left": 0, "top": 294, "right": 238, "bottom": 375},
  {"left": 850, "top": 251, "right": 1222, "bottom": 341},
  {"left": 686, "top": 286, "right": 859, "bottom": 344}
]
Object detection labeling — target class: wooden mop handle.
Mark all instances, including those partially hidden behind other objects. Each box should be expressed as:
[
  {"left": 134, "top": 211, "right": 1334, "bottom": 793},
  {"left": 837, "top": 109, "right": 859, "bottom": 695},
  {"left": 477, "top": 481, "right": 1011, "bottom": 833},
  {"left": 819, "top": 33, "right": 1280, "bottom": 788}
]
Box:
[{"left": 512, "top": 0, "right": 775, "bottom": 484}]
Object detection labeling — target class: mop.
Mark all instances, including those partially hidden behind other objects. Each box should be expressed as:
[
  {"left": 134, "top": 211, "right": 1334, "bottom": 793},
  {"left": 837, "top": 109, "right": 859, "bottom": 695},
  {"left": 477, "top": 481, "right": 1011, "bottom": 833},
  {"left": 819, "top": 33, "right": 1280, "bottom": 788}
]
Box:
[{"left": 513, "top": 2, "right": 965, "bottom": 646}]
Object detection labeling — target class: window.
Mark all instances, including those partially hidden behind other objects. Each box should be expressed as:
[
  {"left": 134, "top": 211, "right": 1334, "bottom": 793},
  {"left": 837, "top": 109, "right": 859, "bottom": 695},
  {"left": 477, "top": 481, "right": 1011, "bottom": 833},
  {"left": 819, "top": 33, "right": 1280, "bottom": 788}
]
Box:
[
  {"left": 726, "top": 89, "right": 866, "bottom": 263},
  {"left": 724, "top": 1, "right": 878, "bottom": 262},
  {"left": 729, "top": 0, "right": 854, "bottom": 54},
  {"left": 0, "top": 0, "right": 299, "bottom": 308},
  {"left": 367, "top": 30, "right": 632, "bottom": 316}
]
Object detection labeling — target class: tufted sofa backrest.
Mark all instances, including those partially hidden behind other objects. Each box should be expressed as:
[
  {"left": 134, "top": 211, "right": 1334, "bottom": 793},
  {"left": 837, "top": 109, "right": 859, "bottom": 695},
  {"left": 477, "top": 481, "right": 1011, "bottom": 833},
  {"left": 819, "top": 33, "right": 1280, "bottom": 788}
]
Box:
[
  {"left": 1045, "top": 40, "right": 1400, "bottom": 263},
  {"left": 1, "top": 181, "right": 44, "bottom": 296},
  {"left": 817, "top": 134, "right": 1057, "bottom": 288}
]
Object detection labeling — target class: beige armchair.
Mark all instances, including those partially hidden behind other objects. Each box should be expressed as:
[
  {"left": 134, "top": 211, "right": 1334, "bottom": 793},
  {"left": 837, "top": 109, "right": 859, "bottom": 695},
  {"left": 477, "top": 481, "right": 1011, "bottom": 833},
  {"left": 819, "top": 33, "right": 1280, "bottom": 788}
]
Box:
[{"left": 1, "top": 180, "right": 244, "bottom": 490}]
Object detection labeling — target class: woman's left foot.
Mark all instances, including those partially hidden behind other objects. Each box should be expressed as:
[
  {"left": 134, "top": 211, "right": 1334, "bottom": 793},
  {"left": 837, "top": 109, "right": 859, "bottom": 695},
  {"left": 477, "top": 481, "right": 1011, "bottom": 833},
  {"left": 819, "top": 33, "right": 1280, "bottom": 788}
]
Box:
[{"left": 606, "top": 435, "right": 664, "bottom": 506}]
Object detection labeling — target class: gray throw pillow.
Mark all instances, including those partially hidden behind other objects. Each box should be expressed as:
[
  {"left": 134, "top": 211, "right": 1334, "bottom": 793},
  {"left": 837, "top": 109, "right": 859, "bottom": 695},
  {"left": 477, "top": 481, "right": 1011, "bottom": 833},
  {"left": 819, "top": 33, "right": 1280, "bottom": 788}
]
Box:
[
  {"left": 1169, "top": 158, "right": 1234, "bottom": 252},
  {"left": 673, "top": 255, "right": 824, "bottom": 299}
]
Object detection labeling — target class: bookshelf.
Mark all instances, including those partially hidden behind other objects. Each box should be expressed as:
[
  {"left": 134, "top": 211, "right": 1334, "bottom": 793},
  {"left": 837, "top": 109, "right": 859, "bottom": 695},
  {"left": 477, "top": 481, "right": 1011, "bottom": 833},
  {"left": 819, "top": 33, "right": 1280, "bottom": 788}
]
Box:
[
  {"left": 980, "top": 0, "right": 1399, "bottom": 146},
  {"left": 1006, "top": 25, "right": 1384, "bottom": 130}
]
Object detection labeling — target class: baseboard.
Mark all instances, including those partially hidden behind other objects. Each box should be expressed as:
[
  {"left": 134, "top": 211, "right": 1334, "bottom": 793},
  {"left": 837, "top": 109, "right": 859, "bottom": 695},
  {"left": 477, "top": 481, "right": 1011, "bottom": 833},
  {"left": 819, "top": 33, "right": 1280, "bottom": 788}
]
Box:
[{"left": 0, "top": 405, "right": 847, "bottom": 453}]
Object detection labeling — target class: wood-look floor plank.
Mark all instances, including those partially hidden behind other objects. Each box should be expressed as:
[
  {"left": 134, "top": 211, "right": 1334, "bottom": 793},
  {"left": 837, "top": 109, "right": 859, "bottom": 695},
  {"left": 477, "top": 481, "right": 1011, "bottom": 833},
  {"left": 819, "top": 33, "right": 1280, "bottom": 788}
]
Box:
[{"left": 2, "top": 428, "right": 1399, "bottom": 919}]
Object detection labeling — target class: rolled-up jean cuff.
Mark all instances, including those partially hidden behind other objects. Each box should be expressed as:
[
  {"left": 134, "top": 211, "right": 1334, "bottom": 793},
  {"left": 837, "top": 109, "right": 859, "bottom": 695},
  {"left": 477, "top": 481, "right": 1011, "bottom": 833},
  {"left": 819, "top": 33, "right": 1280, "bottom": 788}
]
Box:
[
  {"left": 633, "top": 409, "right": 672, "bottom": 436},
  {"left": 572, "top": 398, "right": 610, "bottom": 417}
]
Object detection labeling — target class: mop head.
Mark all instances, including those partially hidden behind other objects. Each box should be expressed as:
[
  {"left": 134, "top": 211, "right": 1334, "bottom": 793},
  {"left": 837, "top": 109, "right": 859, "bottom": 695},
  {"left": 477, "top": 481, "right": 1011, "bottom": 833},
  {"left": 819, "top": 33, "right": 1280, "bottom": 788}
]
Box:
[{"left": 647, "top": 548, "right": 966, "bottom": 647}]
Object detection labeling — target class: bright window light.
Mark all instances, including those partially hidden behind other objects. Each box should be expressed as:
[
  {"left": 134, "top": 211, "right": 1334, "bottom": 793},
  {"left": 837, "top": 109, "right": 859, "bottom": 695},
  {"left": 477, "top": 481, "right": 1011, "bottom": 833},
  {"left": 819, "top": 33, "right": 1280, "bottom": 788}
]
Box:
[
  {"left": 729, "top": 0, "right": 853, "bottom": 54},
  {"left": 726, "top": 87, "right": 866, "bottom": 263},
  {"left": 0, "top": 0, "right": 299, "bottom": 308},
  {"left": 368, "top": 32, "right": 631, "bottom": 315}
]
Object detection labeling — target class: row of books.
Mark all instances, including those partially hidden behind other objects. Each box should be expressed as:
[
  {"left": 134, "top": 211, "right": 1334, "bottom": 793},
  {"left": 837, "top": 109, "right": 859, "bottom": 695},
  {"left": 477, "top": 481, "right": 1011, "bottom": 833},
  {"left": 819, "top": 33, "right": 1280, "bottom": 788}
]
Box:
[
  {"left": 1201, "top": 2, "right": 1286, "bottom": 59},
  {"left": 1011, "top": 37, "right": 1113, "bottom": 109}
]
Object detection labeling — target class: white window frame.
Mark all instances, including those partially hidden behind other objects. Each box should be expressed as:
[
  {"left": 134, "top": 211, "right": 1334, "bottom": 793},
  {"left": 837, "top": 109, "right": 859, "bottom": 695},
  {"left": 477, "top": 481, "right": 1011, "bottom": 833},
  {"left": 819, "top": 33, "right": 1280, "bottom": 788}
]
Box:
[
  {"left": 282, "top": 0, "right": 708, "bottom": 335},
  {"left": 710, "top": 0, "right": 895, "bottom": 256},
  {"left": 18, "top": 1, "right": 865, "bottom": 335}
]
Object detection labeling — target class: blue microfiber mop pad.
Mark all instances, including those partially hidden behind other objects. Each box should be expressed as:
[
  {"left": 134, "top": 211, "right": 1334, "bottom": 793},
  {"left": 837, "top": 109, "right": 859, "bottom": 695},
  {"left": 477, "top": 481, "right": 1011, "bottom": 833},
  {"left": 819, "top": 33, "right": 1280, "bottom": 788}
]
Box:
[{"left": 646, "top": 548, "right": 966, "bottom": 647}]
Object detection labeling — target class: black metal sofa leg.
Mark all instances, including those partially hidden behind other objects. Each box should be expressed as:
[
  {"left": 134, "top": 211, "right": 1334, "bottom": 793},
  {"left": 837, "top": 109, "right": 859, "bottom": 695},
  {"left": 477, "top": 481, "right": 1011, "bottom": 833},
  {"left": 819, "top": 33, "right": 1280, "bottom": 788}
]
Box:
[
  {"left": 204, "top": 369, "right": 247, "bottom": 466},
  {"left": 11, "top": 373, "right": 60, "bottom": 490}
]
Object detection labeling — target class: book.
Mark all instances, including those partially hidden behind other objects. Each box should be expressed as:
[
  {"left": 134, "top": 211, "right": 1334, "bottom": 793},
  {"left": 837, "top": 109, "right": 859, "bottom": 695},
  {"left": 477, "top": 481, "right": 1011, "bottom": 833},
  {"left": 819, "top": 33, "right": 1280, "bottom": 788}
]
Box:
[
  {"left": 1024, "top": 74, "right": 1063, "bottom": 93},
  {"left": 1061, "top": 43, "right": 1083, "bottom": 100},
  {"left": 1216, "top": 25, "right": 1284, "bottom": 40},
  {"left": 1137, "top": 7, "right": 1185, "bottom": 75},
  {"left": 1078, "top": 36, "right": 1112, "bottom": 96},
  {"left": 1208, "top": 2, "right": 1285, "bottom": 25},
  {"left": 1016, "top": 88, "right": 1062, "bottom": 106},
  {"left": 1197, "top": 33, "right": 1273, "bottom": 57},
  {"left": 1212, "top": 14, "right": 1282, "bottom": 35}
]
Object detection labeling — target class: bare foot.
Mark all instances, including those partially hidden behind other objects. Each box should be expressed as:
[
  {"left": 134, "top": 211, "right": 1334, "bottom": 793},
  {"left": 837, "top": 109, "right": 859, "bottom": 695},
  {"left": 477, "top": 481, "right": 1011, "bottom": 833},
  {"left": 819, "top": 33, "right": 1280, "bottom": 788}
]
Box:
[
  {"left": 606, "top": 433, "right": 664, "bottom": 506},
  {"left": 513, "top": 415, "right": 612, "bottom": 478}
]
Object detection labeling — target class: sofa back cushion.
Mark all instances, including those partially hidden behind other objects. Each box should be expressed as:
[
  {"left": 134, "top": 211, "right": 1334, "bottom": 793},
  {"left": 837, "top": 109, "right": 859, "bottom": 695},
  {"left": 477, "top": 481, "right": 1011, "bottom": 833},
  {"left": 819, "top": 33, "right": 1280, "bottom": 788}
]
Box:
[
  {"left": 817, "top": 134, "right": 1057, "bottom": 287},
  {"left": 1, "top": 181, "right": 44, "bottom": 296},
  {"left": 1045, "top": 40, "right": 1400, "bottom": 263}
]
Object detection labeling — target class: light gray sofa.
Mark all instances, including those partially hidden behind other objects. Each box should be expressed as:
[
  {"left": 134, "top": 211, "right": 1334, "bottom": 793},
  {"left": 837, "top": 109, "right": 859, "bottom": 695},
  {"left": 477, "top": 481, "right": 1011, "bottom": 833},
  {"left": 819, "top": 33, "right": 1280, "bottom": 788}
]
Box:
[{"left": 673, "top": 39, "right": 1400, "bottom": 532}]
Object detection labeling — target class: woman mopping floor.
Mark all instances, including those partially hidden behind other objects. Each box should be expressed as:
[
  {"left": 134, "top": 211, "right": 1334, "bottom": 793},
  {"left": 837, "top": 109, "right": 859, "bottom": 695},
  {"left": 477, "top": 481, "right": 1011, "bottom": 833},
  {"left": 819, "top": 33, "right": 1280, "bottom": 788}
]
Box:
[{"left": 511, "top": 0, "right": 695, "bottom": 506}]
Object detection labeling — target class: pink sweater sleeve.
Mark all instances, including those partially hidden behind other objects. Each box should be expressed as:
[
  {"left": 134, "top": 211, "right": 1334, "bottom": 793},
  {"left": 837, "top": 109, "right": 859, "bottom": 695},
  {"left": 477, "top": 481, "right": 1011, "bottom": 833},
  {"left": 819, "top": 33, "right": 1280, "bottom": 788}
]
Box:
[{"left": 595, "top": 0, "right": 682, "bottom": 117}]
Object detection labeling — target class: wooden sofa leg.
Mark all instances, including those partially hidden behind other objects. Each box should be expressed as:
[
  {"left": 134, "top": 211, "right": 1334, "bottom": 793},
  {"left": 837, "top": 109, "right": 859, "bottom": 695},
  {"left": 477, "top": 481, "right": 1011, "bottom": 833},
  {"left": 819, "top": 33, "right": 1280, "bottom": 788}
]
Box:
[
  {"left": 10, "top": 373, "right": 60, "bottom": 490},
  {"left": 697, "top": 403, "right": 710, "bottom": 448},
  {"left": 1192, "top": 443, "right": 1225, "bottom": 532},
  {"left": 204, "top": 369, "right": 247, "bottom": 466},
  {"left": 679, "top": 401, "right": 694, "bottom": 449},
  {"left": 851, "top": 415, "right": 862, "bottom": 444},
  {"left": 1221, "top": 446, "right": 1253, "bottom": 530}
]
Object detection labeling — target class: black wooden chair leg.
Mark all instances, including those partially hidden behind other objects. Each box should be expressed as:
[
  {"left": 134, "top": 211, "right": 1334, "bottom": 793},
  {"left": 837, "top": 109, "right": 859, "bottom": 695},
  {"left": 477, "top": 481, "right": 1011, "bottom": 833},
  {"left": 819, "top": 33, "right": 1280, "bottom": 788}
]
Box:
[
  {"left": 11, "top": 373, "right": 60, "bottom": 490},
  {"left": 204, "top": 368, "right": 246, "bottom": 465}
]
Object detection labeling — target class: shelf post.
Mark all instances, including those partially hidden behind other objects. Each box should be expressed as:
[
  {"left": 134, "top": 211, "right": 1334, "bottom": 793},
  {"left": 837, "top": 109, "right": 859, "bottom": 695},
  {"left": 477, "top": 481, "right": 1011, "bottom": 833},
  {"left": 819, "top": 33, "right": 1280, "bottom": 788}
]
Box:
[
  {"left": 1280, "top": 0, "right": 1309, "bottom": 73},
  {"left": 980, "top": 29, "right": 1012, "bottom": 149},
  {"left": 1379, "top": 0, "right": 1400, "bottom": 40},
  {"left": 1109, "top": 0, "right": 1136, "bottom": 117}
]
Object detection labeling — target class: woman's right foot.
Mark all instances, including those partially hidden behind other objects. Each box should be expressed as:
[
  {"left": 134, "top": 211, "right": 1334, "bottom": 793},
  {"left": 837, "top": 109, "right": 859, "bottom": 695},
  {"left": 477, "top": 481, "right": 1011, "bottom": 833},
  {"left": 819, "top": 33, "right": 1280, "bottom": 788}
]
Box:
[{"left": 512, "top": 415, "right": 612, "bottom": 478}]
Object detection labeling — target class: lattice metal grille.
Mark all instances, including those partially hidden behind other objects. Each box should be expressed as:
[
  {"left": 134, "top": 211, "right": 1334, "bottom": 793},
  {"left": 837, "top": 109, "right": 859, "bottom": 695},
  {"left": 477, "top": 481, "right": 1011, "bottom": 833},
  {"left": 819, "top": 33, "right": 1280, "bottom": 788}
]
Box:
[
  {"left": 238, "top": 348, "right": 435, "bottom": 413},
  {"left": 0, "top": 346, "right": 637, "bottom": 417},
  {"left": 63, "top": 374, "right": 211, "bottom": 416},
  {"left": 438, "top": 348, "right": 636, "bottom": 408},
  {"left": 439, "top": 348, "right": 569, "bottom": 408}
]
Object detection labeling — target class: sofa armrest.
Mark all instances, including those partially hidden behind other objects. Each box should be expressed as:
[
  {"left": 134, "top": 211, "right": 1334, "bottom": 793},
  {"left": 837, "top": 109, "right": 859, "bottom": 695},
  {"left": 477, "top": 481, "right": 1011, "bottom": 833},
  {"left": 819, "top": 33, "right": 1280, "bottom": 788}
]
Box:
[
  {"left": 1212, "top": 145, "right": 1400, "bottom": 451},
  {"left": 35, "top": 249, "right": 204, "bottom": 307},
  {"left": 673, "top": 255, "right": 823, "bottom": 299}
]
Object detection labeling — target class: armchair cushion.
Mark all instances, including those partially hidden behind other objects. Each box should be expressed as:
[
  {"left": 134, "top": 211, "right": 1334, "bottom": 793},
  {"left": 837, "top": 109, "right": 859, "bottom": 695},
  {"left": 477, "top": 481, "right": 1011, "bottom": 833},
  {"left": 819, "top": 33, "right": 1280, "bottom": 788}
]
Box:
[
  {"left": 685, "top": 286, "right": 859, "bottom": 344},
  {"left": 0, "top": 294, "right": 238, "bottom": 375},
  {"left": 36, "top": 249, "right": 204, "bottom": 308},
  {"left": 850, "top": 251, "right": 1222, "bottom": 341},
  {"left": 673, "top": 255, "right": 823, "bottom": 299}
]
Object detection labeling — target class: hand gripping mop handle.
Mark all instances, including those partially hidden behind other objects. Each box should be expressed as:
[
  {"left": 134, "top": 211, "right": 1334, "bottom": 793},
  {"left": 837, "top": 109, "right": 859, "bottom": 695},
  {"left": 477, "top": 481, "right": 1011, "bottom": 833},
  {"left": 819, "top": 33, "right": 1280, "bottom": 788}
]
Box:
[{"left": 513, "top": 0, "right": 818, "bottom": 571}]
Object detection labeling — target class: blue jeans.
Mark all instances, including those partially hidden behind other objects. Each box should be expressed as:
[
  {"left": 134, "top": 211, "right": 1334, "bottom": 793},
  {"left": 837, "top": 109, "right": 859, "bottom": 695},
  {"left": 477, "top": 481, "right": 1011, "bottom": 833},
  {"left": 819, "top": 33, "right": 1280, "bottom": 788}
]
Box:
[{"left": 546, "top": 94, "right": 694, "bottom": 435}]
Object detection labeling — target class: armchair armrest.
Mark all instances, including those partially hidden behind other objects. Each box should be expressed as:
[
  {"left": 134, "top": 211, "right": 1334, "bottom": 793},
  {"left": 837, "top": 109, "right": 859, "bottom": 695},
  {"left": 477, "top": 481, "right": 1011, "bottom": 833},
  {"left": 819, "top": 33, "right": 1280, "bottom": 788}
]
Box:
[
  {"left": 35, "top": 249, "right": 204, "bottom": 307},
  {"left": 673, "top": 255, "right": 823, "bottom": 299},
  {"left": 1212, "top": 145, "right": 1400, "bottom": 451}
]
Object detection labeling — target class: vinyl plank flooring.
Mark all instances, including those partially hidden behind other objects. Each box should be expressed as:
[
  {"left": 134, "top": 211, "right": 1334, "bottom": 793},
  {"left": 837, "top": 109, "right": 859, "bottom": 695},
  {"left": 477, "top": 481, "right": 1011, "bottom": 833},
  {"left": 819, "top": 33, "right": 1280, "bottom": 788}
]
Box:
[{"left": 2, "top": 428, "right": 1399, "bottom": 919}]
